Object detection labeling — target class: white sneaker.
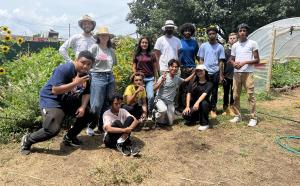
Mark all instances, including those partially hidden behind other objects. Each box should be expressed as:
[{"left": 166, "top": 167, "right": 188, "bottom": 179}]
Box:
[
  {"left": 86, "top": 127, "right": 95, "bottom": 136},
  {"left": 198, "top": 125, "right": 209, "bottom": 131},
  {"left": 248, "top": 119, "right": 257, "bottom": 127},
  {"left": 229, "top": 116, "right": 241, "bottom": 123}
]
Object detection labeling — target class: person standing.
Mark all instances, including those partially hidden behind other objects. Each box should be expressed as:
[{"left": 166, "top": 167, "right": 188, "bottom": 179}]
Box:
[
  {"left": 132, "top": 36, "right": 158, "bottom": 117},
  {"left": 178, "top": 23, "right": 199, "bottom": 111},
  {"left": 87, "top": 26, "right": 117, "bottom": 136},
  {"left": 222, "top": 33, "right": 238, "bottom": 116},
  {"left": 154, "top": 20, "right": 181, "bottom": 74},
  {"left": 20, "top": 51, "right": 95, "bottom": 155},
  {"left": 59, "top": 15, "right": 96, "bottom": 63},
  {"left": 197, "top": 26, "right": 225, "bottom": 119},
  {"left": 229, "top": 23, "right": 260, "bottom": 127}
]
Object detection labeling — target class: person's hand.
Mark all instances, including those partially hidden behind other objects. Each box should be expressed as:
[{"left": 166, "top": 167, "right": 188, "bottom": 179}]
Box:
[
  {"left": 192, "top": 102, "right": 200, "bottom": 111},
  {"left": 74, "top": 74, "right": 89, "bottom": 85},
  {"left": 219, "top": 74, "right": 224, "bottom": 84},
  {"left": 75, "top": 106, "right": 85, "bottom": 118},
  {"left": 136, "top": 86, "right": 145, "bottom": 93},
  {"left": 161, "top": 72, "right": 167, "bottom": 82},
  {"left": 182, "top": 107, "right": 191, "bottom": 115},
  {"left": 123, "top": 127, "right": 132, "bottom": 134}
]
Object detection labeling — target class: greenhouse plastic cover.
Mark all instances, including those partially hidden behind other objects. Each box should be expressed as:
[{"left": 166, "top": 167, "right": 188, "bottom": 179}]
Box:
[{"left": 249, "top": 17, "right": 300, "bottom": 60}]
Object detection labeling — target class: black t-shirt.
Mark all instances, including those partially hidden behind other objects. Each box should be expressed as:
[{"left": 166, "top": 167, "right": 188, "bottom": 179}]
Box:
[
  {"left": 224, "top": 48, "right": 234, "bottom": 79},
  {"left": 187, "top": 80, "right": 213, "bottom": 104}
]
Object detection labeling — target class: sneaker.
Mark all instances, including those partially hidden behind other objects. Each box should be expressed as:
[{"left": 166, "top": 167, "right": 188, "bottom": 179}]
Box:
[
  {"left": 86, "top": 127, "right": 95, "bottom": 136},
  {"left": 210, "top": 111, "right": 217, "bottom": 119},
  {"left": 130, "top": 145, "right": 140, "bottom": 156},
  {"left": 198, "top": 125, "right": 209, "bottom": 131},
  {"left": 229, "top": 116, "right": 241, "bottom": 123},
  {"left": 248, "top": 119, "right": 257, "bottom": 127},
  {"left": 20, "top": 134, "right": 31, "bottom": 155},
  {"left": 63, "top": 135, "right": 82, "bottom": 147},
  {"left": 116, "top": 143, "right": 131, "bottom": 156}
]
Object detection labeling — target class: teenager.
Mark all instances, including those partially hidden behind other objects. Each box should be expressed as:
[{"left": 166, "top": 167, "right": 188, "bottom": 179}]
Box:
[
  {"left": 20, "top": 51, "right": 95, "bottom": 155},
  {"left": 182, "top": 64, "right": 213, "bottom": 131},
  {"left": 103, "top": 94, "right": 140, "bottom": 156},
  {"left": 229, "top": 23, "right": 260, "bottom": 127}
]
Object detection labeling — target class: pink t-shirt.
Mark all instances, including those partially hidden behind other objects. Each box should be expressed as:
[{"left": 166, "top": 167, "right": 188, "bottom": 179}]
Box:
[{"left": 103, "top": 108, "right": 132, "bottom": 132}]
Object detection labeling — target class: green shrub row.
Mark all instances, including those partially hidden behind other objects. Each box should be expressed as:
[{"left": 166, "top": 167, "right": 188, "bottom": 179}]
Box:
[{"left": 271, "top": 60, "right": 300, "bottom": 88}]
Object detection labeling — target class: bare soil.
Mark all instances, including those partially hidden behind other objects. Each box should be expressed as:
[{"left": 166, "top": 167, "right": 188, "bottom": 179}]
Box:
[{"left": 1, "top": 88, "right": 300, "bottom": 186}]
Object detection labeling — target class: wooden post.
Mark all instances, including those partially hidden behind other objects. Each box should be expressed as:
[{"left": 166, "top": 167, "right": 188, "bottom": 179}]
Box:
[{"left": 266, "top": 27, "right": 277, "bottom": 92}]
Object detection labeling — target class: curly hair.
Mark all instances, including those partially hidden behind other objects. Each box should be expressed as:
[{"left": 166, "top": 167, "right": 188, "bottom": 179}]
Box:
[{"left": 179, "top": 23, "right": 196, "bottom": 36}]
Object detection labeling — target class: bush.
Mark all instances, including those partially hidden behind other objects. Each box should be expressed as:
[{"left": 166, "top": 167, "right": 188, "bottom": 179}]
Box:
[
  {"left": 0, "top": 48, "right": 63, "bottom": 143},
  {"left": 271, "top": 60, "right": 300, "bottom": 88},
  {"left": 113, "top": 36, "right": 136, "bottom": 93}
]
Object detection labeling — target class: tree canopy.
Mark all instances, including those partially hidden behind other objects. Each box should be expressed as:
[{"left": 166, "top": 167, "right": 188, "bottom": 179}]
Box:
[{"left": 127, "top": 0, "right": 300, "bottom": 40}]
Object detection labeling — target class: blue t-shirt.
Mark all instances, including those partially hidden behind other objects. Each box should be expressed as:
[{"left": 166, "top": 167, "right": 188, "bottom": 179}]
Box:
[
  {"left": 179, "top": 38, "right": 199, "bottom": 68},
  {"left": 40, "top": 62, "right": 77, "bottom": 108},
  {"left": 197, "top": 42, "right": 225, "bottom": 74}
]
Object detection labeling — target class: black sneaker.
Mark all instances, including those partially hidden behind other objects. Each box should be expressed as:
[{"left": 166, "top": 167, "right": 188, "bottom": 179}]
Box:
[
  {"left": 130, "top": 145, "right": 140, "bottom": 157},
  {"left": 20, "top": 134, "right": 31, "bottom": 155},
  {"left": 63, "top": 135, "right": 82, "bottom": 147},
  {"left": 116, "top": 143, "right": 131, "bottom": 156}
]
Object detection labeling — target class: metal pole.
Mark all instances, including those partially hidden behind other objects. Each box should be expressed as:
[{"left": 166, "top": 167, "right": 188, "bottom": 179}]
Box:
[
  {"left": 266, "top": 27, "right": 277, "bottom": 92},
  {"left": 68, "top": 23, "right": 71, "bottom": 38}
]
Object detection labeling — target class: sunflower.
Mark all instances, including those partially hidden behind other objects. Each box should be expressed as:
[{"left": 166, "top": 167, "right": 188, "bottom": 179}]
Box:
[
  {"left": 17, "top": 37, "right": 24, "bottom": 45},
  {"left": 3, "top": 35, "right": 12, "bottom": 42},
  {"left": 1, "top": 45, "right": 10, "bottom": 53},
  {"left": 6, "top": 30, "right": 12, "bottom": 34},
  {"left": 0, "top": 67, "right": 5, "bottom": 75},
  {"left": 1, "top": 26, "right": 8, "bottom": 32}
]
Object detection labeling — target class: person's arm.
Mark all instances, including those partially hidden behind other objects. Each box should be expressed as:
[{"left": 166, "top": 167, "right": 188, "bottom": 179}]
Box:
[
  {"left": 132, "top": 62, "right": 137, "bottom": 73},
  {"left": 182, "top": 93, "right": 191, "bottom": 115},
  {"left": 75, "top": 94, "right": 90, "bottom": 118},
  {"left": 52, "top": 75, "right": 89, "bottom": 95},
  {"left": 125, "top": 86, "right": 144, "bottom": 105},
  {"left": 219, "top": 60, "right": 224, "bottom": 82},
  {"left": 192, "top": 93, "right": 208, "bottom": 111},
  {"left": 105, "top": 124, "right": 128, "bottom": 133},
  {"left": 153, "top": 75, "right": 166, "bottom": 91},
  {"left": 154, "top": 49, "right": 161, "bottom": 72},
  {"left": 59, "top": 37, "right": 75, "bottom": 63},
  {"left": 183, "top": 71, "right": 195, "bottom": 82},
  {"left": 235, "top": 50, "right": 260, "bottom": 69},
  {"left": 141, "top": 97, "right": 148, "bottom": 119}
]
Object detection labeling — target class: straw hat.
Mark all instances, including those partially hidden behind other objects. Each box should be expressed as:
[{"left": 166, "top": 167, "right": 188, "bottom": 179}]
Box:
[
  {"left": 78, "top": 15, "right": 96, "bottom": 30},
  {"left": 161, "top": 20, "right": 177, "bottom": 31},
  {"left": 95, "top": 26, "right": 114, "bottom": 38},
  {"left": 195, "top": 64, "right": 207, "bottom": 71}
]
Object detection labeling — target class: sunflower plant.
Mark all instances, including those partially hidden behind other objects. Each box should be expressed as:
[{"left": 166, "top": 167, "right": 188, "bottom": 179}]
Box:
[{"left": 0, "top": 25, "right": 25, "bottom": 65}]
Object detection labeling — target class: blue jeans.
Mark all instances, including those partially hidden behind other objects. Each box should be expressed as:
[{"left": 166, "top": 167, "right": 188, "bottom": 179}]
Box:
[
  {"left": 144, "top": 76, "right": 154, "bottom": 113},
  {"left": 90, "top": 72, "right": 115, "bottom": 128}
]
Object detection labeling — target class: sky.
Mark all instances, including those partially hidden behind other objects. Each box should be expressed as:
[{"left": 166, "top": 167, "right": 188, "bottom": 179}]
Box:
[{"left": 0, "top": 0, "right": 136, "bottom": 39}]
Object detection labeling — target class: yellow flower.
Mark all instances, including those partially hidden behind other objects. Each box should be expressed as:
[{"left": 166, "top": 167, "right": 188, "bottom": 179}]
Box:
[
  {"left": 1, "top": 26, "right": 8, "bottom": 32},
  {"left": 1, "top": 45, "right": 10, "bottom": 53},
  {"left": 17, "top": 37, "right": 24, "bottom": 45},
  {"left": 6, "top": 30, "right": 12, "bottom": 34},
  {"left": 3, "top": 35, "right": 12, "bottom": 42},
  {"left": 0, "top": 67, "right": 5, "bottom": 75}
]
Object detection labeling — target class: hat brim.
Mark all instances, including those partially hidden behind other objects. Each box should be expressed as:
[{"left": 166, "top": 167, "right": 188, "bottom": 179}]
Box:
[
  {"left": 95, "top": 33, "right": 115, "bottom": 38},
  {"left": 162, "top": 25, "right": 177, "bottom": 31},
  {"left": 78, "top": 20, "right": 96, "bottom": 30}
]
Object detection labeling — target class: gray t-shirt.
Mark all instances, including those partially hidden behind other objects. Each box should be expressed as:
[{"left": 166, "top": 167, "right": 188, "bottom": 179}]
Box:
[
  {"left": 156, "top": 74, "right": 184, "bottom": 104},
  {"left": 89, "top": 44, "right": 117, "bottom": 72}
]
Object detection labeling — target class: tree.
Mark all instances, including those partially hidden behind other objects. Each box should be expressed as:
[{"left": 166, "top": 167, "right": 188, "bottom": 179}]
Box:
[{"left": 127, "top": 0, "right": 299, "bottom": 40}]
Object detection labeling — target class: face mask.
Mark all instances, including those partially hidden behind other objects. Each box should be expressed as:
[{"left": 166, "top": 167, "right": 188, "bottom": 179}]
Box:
[{"left": 165, "top": 29, "right": 174, "bottom": 35}]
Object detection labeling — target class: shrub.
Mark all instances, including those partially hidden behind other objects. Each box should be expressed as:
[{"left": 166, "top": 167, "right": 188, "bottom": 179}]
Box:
[
  {"left": 0, "top": 48, "right": 63, "bottom": 143},
  {"left": 113, "top": 36, "right": 136, "bottom": 93},
  {"left": 271, "top": 60, "right": 300, "bottom": 88}
]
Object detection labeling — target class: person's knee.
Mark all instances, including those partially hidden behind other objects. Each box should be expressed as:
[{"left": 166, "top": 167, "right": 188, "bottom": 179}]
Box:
[
  {"left": 44, "top": 126, "right": 60, "bottom": 137},
  {"left": 124, "top": 116, "right": 134, "bottom": 127}
]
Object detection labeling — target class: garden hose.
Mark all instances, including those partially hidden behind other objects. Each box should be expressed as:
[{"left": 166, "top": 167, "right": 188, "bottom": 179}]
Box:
[{"left": 275, "top": 136, "right": 300, "bottom": 155}]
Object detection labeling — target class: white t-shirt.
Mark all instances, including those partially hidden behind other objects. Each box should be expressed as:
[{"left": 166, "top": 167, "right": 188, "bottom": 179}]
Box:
[
  {"left": 154, "top": 35, "right": 181, "bottom": 71},
  {"left": 89, "top": 44, "right": 117, "bottom": 72},
  {"left": 102, "top": 108, "right": 132, "bottom": 133},
  {"left": 231, "top": 39, "right": 259, "bottom": 72},
  {"left": 59, "top": 33, "right": 96, "bottom": 63}
]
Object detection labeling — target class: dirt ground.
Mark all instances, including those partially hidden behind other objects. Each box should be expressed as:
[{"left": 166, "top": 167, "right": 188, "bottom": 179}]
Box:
[{"left": 0, "top": 88, "right": 300, "bottom": 186}]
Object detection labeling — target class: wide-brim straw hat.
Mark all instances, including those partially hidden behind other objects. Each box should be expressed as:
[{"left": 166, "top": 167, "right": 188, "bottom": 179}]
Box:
[
  {"left": 78, "top": 15, "right": 96, "bottom": 30},
  {"left": 195, "top": 64, "right": 207, "bottom": 71},
  {"left": 162, "top": 20, "right": 178, "bottom": 31},
  {"left": 95, "top": 26, "right": 114, "bottom": 38}
]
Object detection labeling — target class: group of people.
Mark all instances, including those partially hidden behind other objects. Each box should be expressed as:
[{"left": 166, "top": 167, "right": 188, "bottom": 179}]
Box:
[{"left": 20, "top": 15, "right": 260, "bottom": 156}]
